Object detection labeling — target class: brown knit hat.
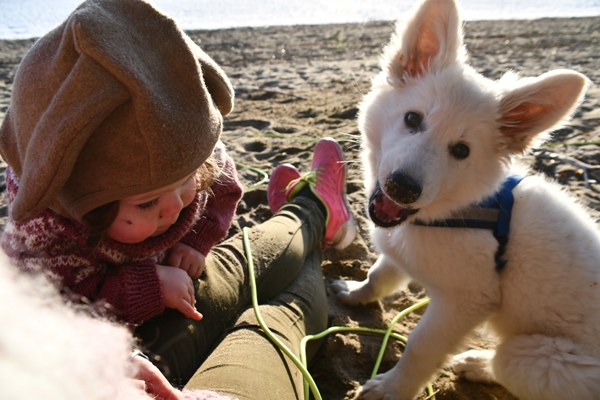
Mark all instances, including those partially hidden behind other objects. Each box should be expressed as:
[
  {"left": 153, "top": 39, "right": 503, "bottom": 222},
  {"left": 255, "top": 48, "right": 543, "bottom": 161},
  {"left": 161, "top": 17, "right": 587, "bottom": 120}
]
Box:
[{"left": 0, "top": 0, "right": 234, "bottom": 223}]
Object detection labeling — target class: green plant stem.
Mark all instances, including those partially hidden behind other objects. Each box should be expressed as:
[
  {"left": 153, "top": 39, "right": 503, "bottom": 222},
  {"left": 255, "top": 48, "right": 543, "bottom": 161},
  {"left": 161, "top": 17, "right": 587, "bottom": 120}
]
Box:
[
  {"left": 234, "top": 161, "right": 269, "bottom": 189},
  {"left": 243, "top": 227, "right": 437, "bottom": 400},
  {"left": 244, "top": 227, "right": 323, "bottom": 400}
]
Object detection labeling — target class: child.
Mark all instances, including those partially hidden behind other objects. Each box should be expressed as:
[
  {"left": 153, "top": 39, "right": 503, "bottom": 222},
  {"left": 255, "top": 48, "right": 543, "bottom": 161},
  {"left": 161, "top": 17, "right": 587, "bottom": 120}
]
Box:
[{"left": 0, "top": 0, "right": 356, "bottom": 399}]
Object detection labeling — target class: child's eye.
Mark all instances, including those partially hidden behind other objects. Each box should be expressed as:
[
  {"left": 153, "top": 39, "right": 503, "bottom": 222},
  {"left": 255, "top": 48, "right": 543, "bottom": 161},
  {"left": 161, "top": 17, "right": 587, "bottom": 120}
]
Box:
[{"left": 137, "top": 198, "right": 159, "bottom": 210}]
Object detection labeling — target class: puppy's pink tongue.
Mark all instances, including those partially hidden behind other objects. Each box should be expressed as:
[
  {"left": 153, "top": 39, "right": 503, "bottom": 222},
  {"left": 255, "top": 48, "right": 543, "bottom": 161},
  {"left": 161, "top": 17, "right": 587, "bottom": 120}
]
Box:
[{"left": 381, "top": 195, "right": 404, "bottom": 218}]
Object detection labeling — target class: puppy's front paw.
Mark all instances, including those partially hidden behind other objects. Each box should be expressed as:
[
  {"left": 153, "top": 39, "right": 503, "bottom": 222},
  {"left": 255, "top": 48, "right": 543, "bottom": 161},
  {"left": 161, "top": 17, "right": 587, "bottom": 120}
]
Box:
[
  {"left": 331, "top": 279, "right": 373, "bottom": 306},
  {"left": 354, "top": 371, "right": 403, "bottom": 400},
  {"left": 452, "top": 349, "right": 497, "bottom": 384}
]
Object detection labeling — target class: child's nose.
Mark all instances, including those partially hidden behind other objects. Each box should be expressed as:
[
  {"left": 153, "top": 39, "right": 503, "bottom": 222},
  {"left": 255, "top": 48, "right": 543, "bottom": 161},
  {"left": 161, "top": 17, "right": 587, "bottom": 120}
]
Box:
[{"left": 160, "top": 193, "right": 185, "bottom": 220}]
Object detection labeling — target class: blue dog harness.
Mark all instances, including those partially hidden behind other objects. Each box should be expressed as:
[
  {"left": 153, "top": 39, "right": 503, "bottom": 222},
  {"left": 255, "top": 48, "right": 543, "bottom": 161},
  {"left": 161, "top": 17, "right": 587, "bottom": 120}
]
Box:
[{"left": 413, "top": 176, "right": 525, "bottom": 270}]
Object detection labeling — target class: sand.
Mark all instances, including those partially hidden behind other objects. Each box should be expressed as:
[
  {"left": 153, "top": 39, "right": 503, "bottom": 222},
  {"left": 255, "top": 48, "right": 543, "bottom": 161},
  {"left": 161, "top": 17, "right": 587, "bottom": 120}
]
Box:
[{"left": 1, "top": 16, "right": 599, "bottom": 400}]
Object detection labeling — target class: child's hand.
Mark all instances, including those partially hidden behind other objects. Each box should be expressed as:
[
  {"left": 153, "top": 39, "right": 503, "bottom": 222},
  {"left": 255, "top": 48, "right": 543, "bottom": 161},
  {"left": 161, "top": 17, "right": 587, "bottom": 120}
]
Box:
[
  {"left": 165, "top": 242, "right": 206, "bottom": 279},
  {"left": 156, "top": 264, "right": 202, "bottom": 320},
  {"left": 132, "top": 354, "right": 183, "bottom": 400}
]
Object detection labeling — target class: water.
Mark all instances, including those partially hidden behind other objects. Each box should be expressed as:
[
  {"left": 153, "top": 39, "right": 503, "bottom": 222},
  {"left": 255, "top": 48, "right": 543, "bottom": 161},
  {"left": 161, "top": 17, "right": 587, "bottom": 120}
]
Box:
[{"left": 0, "top": 0, "right": 599, "bottom": 40}]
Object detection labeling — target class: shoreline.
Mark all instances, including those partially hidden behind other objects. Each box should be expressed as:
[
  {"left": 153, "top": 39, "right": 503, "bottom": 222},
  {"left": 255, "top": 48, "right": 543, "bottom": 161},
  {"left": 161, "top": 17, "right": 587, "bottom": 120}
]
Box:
[
  {"left": 0, "top": 14, "right": 597, "bottom": 42},
  {"left": 1, "top": 16, "right": 598, "bottom": 59}
]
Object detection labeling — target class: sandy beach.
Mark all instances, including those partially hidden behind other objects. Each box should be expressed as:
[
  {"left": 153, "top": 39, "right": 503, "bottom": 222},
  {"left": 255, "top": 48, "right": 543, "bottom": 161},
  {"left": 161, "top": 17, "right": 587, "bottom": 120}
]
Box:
[{"left": 1, "top": 16, "right": 599, "bottom": 399}]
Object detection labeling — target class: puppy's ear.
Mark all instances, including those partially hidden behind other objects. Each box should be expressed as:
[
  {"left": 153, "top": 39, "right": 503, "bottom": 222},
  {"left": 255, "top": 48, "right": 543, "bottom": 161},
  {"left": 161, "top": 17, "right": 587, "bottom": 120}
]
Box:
[
  {"left": 498, "top": 70, "right": 590, "bottom": 153},
  {"left": 382, "top": 0, "right": 466, "bottom": 82}
]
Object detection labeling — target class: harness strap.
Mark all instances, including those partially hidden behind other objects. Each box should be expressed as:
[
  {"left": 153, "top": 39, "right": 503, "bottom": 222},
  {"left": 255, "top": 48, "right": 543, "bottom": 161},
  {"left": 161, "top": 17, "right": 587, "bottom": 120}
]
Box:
[{"left": 413, "top": 176, "right": 525, "bottom": 270}]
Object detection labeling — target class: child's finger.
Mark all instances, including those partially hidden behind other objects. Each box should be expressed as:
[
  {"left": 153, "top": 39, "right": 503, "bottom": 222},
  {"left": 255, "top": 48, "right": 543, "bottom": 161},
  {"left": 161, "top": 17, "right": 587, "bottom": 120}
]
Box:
[
  {"left": 178, "top": 299, "right": 203, "bottom": 320},
  {"left": 188, "top": 279, "right": 196, "bottom": 306},
  {"left": 188, "top": 263, "right": 203, "bottom": 280},
  {"left": 133, "top": 356, "right": 184, "bottom": 400},
  {"left": 188, "top": 253, "right": 205, "bottom": 280},
  {"left": 178, "top": 259, "right": 190, "bottom": 273},
  {"left": 131, "top": 378, "right": 146, "bottom": 392},
  {"left": 166, "top": 252, "right": 183, "bottom": 269}
]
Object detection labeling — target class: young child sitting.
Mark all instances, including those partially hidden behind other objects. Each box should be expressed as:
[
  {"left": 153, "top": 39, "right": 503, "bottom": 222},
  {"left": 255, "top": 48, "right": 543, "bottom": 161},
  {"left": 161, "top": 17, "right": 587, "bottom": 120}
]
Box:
[{"left": 0, "top": 0, "right": 356, "bottom": 398}]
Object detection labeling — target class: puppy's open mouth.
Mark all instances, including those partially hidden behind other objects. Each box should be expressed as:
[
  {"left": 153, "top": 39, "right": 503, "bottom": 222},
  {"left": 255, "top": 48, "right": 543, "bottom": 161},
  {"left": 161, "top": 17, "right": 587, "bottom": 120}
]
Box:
[{"left": 368, "top": 183, "right": 419, "bottom": 228}]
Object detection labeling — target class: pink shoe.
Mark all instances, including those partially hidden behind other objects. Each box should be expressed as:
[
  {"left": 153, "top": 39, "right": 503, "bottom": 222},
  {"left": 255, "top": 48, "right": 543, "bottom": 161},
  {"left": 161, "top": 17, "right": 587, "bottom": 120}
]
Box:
[
  {"left": 268, "top": 163, "right": 301, "bottom": 214},
  {"left": 288, "top": 138, "right": 356, "bottom": 249}
]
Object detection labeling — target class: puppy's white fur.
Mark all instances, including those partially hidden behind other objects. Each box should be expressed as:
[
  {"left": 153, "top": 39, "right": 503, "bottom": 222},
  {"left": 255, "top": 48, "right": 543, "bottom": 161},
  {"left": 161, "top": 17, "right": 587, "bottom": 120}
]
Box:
[
  {"left": 0, "top": 253, "right": 151, "bottom": 400},
  {"left": 332, "top": 0, "right": 598, "bottom": 399}
]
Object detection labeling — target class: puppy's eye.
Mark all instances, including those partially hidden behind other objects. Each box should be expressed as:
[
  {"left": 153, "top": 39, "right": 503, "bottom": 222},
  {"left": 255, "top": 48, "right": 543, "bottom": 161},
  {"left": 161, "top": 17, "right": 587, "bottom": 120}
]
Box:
[
  {"left": 450, "top": 143, "right": 470, "bottom": 159},
  {"left": 404, "top": 111, "right": 422, "bottom": 129}
]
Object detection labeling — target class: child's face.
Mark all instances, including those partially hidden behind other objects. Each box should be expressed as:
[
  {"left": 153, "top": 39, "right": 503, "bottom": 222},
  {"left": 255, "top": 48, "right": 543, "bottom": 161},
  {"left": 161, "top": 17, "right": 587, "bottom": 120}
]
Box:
[{"left": 107, "top": 175, "right": 196, "bottom": 243}]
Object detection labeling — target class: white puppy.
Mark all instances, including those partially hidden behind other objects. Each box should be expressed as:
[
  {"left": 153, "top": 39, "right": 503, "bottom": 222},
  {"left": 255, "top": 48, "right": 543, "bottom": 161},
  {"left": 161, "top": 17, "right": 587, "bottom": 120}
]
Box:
[
  {"left": 0, "top": 252, "right": 150, "bottom": 400},
  {"left": 0, "top": 251, "right": 232, "bottom": 400},
  {"left": 332, "top": 0, "right": 598, "bottom": 399}
]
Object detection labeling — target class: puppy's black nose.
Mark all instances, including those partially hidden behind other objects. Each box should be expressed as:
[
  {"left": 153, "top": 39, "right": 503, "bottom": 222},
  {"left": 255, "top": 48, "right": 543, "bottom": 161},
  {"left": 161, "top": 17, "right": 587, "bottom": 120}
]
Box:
[{"left": 385, "top": 171, "right": 422, "bottom": 204}]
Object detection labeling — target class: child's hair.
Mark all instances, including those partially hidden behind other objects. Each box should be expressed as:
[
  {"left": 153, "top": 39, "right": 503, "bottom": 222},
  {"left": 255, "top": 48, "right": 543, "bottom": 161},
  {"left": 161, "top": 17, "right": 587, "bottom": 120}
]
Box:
[{"left": 83, "top": 156, "right": 221, "bottom": 247}]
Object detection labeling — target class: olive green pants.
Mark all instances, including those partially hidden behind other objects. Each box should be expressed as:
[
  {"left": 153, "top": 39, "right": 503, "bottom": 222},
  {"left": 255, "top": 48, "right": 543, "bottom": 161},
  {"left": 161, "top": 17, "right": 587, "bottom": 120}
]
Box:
[{"left": 135, "top": 196, "right": 328, "bottom": 400}]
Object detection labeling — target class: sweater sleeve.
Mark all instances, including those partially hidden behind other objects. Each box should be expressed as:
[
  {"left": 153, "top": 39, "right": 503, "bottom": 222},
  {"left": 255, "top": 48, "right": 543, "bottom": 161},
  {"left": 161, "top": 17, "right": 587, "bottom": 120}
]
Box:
[
  {"left": 7, "top": 250, "right": 165, "bottom": 325},
  {"left": 94, "top": 262, "right": 165, "bottom": 324},
  {"left": 180, "top": 142, "right": 243, "bottom": 255}
]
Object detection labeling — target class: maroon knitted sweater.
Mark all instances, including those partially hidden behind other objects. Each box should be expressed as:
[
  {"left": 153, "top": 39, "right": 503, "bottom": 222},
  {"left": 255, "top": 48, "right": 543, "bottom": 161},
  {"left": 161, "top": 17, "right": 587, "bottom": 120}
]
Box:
[{"left": 1, "top": 143, "right": 243, "bottom": 324}]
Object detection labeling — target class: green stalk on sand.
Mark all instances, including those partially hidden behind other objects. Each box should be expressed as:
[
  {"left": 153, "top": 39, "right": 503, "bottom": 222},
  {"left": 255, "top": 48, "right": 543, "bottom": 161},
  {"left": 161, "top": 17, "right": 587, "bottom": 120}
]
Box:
[{"left": 243, "top": 226, "right": 436, "bottom": 400}]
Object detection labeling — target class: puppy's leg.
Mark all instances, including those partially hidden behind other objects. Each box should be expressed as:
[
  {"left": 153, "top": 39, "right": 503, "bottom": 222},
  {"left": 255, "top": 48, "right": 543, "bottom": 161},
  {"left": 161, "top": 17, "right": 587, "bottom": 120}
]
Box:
[
  {"left": 356, "top": 294, "right": 494, "bottom": 400},
  {"left": 493, "top": 334, "right": 600, "bottom": 400},
  {"left": 331, "top": 254, "right": 408, "bottom": 305},
  {"left": 452, "top": 349, "right": 496, "bottom": 383}
]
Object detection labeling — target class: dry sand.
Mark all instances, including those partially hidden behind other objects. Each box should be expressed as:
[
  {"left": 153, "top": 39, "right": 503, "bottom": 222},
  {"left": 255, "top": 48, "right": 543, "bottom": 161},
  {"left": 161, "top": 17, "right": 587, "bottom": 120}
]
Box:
[{"left": 1, "top": 16, "right": 599, "bottom": 400}]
